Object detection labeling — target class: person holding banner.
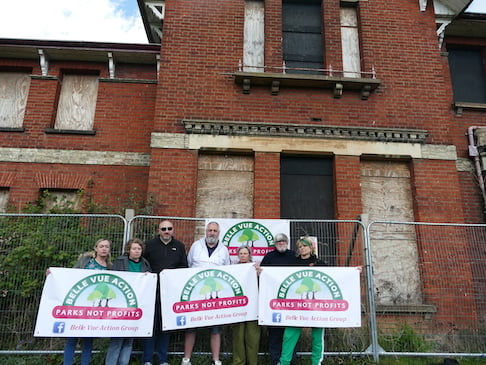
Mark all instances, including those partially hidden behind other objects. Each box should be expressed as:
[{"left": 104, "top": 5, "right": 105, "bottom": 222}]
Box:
[
  {"left": 62, "top": 238, "right": 112, "bottom": 365},
  {"left": 105, "top": 238, "right": 151, "bottom": 365},
  {"left": 279, "top": 237, "right": 328, "bottom": 365},
  {"left": 232, "top": 245, "right": 261, "bottom": 365},
  {"left": 182, "top": 221, "right": 230, "bottom": 365},
  {"left": 142, "top": 220, "right": 188, "bottom": 365},
  {"left": 259, "top": 233, "right": 296, "bottom": 365}
]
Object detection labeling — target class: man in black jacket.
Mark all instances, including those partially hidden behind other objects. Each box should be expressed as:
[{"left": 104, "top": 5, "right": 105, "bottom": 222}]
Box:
[
  {"left": 142, "top": 220, "right": 188, "bottom": 365},
  {"left": 260, "top": 233, "right": 296, "bottom": 365}
]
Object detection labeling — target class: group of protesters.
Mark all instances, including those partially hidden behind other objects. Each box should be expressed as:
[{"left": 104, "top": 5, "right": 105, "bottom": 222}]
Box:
[{"left": 57, "top": 220, "right": 327, "bottom": 365}]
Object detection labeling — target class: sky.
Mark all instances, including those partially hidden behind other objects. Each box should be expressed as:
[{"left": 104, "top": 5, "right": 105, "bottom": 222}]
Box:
[
  {"left": 0, "top": 0, "right": 484, "bottom": 45},
  {"left": 466, "top": 0, "right": 486, "bottom": 13},
  {"left": 0, "top": 0, "right": 148, "bottom": 44}
]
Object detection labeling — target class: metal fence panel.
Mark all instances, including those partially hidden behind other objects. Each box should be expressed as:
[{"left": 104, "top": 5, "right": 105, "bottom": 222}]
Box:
[
  {"left": 128, "top": 217, "right": 371, "bottom": 359},
  {"left": 368, "top": 221, "right": 486, "bottom": 359},
  {"left": 0, "top": 214, "right": 126, "bottom": 355},
  {"left": 2, "top": 215, "right": 485, "bottom": 362}
]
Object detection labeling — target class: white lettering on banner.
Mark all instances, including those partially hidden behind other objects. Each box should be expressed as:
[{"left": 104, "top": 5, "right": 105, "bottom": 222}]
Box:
[
  {"left": 161, "top": 264, "right": 259, "bottom": 331},
  {"left": 34, "top": 267, "right": 157, "bottom": 337},
  {"left": 258, "top": 267, "right": 361, "bottom": 328},
  {"left": 173, "top": 296, "right": 249, "bottom": 313},
  {"left": 161, "top": 264, "right": 361, "bottom": 330},
  {"left": 88, "top": 275, "right": 110, "bottom": 284},
  {"left": 216, "top": 272, "right": 242, "bottom": 295}
]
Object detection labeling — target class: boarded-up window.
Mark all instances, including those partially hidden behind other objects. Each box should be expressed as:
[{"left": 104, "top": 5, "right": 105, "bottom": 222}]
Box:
[
  {"left": 244, "top": 1, "right": 265, "bottom": 72},
  {"left": 54, "top": 74, "right": 99, "bottom": 130},
  {"left": 341, "top": 6, "right": 361, "bottom": 78},
  {"left": 0, "top": 72, "right": 30, "bottom": 128},
  {"left": 41, "top": 189, "right": 81, "bottom": 213},
  {"left": 282, "top": 0, "right": 323, "bottom": 74},
  {"left": 195, "top": 154, "right": 254, "bottom": 229},
  {"left": 361, "top": 161, "right": 422, "bottom": 305},
  {"left": 0, "top": 188, "right": 9, "bottom": 213}
]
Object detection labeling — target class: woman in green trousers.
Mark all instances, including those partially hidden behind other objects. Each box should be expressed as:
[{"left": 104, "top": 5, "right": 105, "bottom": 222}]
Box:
[{"left": 279, "top": 237, "right": 328, "bottom": 365}]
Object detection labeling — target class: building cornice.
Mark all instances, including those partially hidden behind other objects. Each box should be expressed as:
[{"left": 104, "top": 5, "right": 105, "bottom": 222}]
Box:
[{"left": 182, "top": 119, "right": 428, "bottom": 144}]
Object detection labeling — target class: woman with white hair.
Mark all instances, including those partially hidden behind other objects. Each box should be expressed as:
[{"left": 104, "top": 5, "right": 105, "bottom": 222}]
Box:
[
  {"left": 279, "top": 237, "right": 328, "bottom": 365},
  {"left": 232, "top": 245, "right": 261, "bottom": 365}
]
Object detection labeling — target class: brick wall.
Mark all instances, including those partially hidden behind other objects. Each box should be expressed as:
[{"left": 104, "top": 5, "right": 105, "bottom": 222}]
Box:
[
  {"left": 254, "top": 152, "right": 280, "bottom": 219},
  {"left": 0, "top": 55, "right": 157, "bottom": 210},
  {"left": 146, "top": 0, "right": 485, "bottom": 225},
  {"left": 147, "top": 148, "right": 198, "bottom": 217},
  {"left": 0, "top": 162, "right": 149, "bottom": 211},
  {"left": 412, "top": 159, "right": 466, "bottom": 222}
]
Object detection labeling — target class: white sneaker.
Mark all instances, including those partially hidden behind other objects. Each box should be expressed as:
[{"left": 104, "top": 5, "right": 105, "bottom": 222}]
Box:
[
  {"left": 182, "top": 358, "right": 191, "bottom": 365},
  {"left": 213, "top": 361, "right": 222, "bottom": 365}
]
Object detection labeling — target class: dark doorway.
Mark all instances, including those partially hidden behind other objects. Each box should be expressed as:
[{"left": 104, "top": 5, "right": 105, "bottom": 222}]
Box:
[{"left": 280, "top": 156, "right": 335, "bottom": 261}]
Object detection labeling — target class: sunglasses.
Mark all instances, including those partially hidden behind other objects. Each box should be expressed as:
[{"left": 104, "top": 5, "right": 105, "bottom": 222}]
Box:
[{"left": 159, "top": 227, "right": 173, "bottom": 231}]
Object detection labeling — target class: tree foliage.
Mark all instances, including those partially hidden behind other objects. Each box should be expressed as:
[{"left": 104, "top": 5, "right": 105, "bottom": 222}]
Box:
[{"left": 0, "top": 193, "right": 125, "bottom": 350}]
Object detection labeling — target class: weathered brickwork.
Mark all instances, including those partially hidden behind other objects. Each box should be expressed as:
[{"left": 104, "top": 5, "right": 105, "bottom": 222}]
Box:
[
  {"left": 0, "top": 46, "right": 158, "bottom": 210},
  {"left": 0, "top": 0, "right": 485, "bottom": 339}
]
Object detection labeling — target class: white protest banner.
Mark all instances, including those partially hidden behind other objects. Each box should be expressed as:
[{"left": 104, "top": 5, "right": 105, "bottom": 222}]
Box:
[
  {"left": 34, "top": 267, "right": 157, "bottom": 337},
  {"left": 160, "top": 263, "right": 258, "bottom": 330},
  {"left": 214, "top": 218, "right": 290, "bottom": 263},
  {"left": 258, "top": 266, "right": 361, "bottom": 328}
]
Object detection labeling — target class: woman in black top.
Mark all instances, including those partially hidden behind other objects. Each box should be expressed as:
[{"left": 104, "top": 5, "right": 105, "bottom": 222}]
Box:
[{"left": 280, "top": 237, "right": 328, "bottom": 365}]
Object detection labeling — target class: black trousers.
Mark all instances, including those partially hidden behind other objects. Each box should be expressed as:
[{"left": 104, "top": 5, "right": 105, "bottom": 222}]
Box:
[{"left": 267, "top": 326, "right": 296, "bottom": 365}]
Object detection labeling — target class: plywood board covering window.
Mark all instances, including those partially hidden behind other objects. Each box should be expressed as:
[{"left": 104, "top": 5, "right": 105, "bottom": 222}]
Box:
[
  {"left": 196, "top": 154, "right": 254, "bottom": 223},
  {"left": 361, "top": 160, "right": 422, "bottom": 305},
  {"left": 0, "top": 188, "right": 9, "bottom": 213},
  {"left": 41, "top": 189, "right": 81, "bottom": 213},
  {"left": 341, "top": 6, "right": 361, "bottom": 78},
  {"left": 0, "top": 72, "right": 30, "bottom": 128},
  {"left": 243, "top": 1, "right": 265, "bottom": 72},
  {"left": 54, "top": 74, "right": 99, "bottom": 131}
]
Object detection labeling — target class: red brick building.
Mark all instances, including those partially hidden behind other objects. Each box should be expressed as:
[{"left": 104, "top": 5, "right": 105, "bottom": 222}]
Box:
[
  {"left": 0, "top": 40, "right": 159, "bottom": 212},
  {"left": 1, "top": 0, "right": 486, "bottom": 336},
  {"left": 1, "top": 0, "right": 485, "bottom": 224}
]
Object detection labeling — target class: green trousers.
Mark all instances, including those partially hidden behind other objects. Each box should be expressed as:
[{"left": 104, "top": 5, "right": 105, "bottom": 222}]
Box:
[
  {"left": 232, "top": 321, "right": 261, "bottom": 365},
  {"left": 279, "top": 327, "right": 325, "bottom": 365}
]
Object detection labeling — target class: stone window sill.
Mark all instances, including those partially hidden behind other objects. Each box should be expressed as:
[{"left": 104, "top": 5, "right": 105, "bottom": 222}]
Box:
[
  {"left": 231, "top": 71, "right": 381, "bottom": 100},
  {"left": 44, "top": 128, "right": 96, "bottom": 135},
  {"left": 453, "top": 102, "right": 486, "bottom": 116},
  {"left": 376, "top": 304, "right": 437, "bottom": 320},
  {"left": 0, "top": 127, "right": 25, "bottom": 132}
]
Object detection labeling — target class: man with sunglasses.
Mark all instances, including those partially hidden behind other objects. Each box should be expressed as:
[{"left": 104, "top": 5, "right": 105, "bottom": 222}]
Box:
[{"left": 143, "top": 220, "right": 188, "bottom": 365}]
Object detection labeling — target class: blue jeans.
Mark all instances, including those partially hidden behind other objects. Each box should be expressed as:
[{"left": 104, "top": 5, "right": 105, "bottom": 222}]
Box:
[
  {"left": 142, "top": 331, "right": 170, "bottom": 363},
  {"left": 105, "top": 337, "right": 134, "bottom": 365},
  {"left": 63, "top": 337, "right": 94, "bottom": 365}
]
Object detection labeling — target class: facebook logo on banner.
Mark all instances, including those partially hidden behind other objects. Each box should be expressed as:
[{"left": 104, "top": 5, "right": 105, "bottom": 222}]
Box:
[
  {"left": 272, "top": 313, "right": 282, "bottom": 323},
  {"left": 53, "top": 322, "right": 65, "bottom": 334},
  {"left": 176, "top": 316, "right": 186, "bottom": 326}
]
